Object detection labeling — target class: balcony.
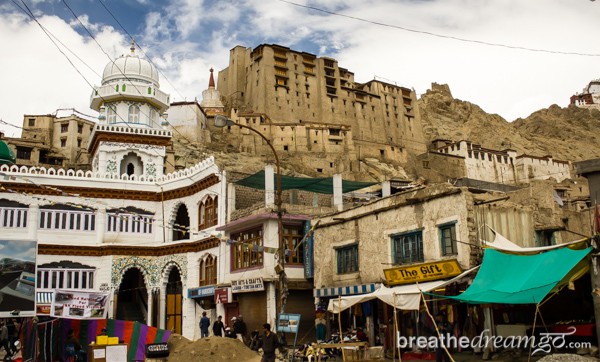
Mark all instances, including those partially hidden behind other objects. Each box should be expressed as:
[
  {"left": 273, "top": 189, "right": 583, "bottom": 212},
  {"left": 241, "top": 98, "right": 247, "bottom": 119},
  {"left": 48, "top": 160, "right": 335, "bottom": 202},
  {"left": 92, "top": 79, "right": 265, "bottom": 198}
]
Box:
[
  {"left": 0, "top": 207, "right": 28, "bottom": 228},
  {"left": 106, "top": 213, "right": 153, "bottom": 234},
  {"left": 90, "top": 84, "right": 170, "bottom": 113},
  {"left": 39, "top": 209, "right": 96, "bottom": 232}
]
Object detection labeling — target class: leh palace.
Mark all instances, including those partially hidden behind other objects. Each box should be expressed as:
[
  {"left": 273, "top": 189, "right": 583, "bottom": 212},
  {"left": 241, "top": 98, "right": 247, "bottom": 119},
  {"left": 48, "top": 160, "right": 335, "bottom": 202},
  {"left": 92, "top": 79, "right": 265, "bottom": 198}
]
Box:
[{"left": 1, "top": 42, "right": 599, "bottom": 354}]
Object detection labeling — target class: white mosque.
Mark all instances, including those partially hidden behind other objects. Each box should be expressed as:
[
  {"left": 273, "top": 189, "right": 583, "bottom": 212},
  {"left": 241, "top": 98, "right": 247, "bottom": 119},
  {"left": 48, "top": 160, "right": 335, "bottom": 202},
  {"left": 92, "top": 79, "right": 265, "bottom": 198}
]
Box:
[{"left": 0, "top": 43, "right": 226, "bottom": 339}]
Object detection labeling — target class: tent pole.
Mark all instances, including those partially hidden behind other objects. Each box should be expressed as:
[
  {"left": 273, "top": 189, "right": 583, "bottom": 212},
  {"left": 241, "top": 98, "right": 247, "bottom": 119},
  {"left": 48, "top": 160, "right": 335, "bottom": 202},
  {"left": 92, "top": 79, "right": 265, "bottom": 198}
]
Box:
[
  {"left": 528, "top": 304, "right": 540, "bottom": 362},
  {"left": 394, "top": 293, "right": 401, "bottom": 362},
  {"left": 338, "top": 295, "right": 346, "bottom": 362},
  {"left": 421, "top": 290, "right": 455, "bottom": 362}
]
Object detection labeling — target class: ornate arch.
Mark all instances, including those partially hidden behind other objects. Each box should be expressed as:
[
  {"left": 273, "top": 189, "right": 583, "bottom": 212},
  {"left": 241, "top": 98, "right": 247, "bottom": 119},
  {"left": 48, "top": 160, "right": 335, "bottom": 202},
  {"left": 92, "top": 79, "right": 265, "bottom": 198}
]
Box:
[{"left": 111, "top": 256, "right": 152, "bottom": 290}]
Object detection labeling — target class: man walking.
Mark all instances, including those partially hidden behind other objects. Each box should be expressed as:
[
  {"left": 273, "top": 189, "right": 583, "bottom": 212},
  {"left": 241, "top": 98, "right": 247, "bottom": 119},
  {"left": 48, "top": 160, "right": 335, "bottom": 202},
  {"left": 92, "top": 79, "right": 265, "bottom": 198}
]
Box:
[
  {"left": 199, "top": 311, "right": 210, "bottom": 338},
  {"left": 259, "top": 323, "right": 279, "bottom": 362},
  {"left": 212, "top": 315, "right": 225, "bottom": 337}
]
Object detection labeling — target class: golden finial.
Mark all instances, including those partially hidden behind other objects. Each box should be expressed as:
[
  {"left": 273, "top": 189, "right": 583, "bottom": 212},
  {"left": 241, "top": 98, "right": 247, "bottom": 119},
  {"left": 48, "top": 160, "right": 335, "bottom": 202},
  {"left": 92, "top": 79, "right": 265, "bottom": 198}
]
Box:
[{"left": 130, "top": 38, "right": 135, "bottom": 54}]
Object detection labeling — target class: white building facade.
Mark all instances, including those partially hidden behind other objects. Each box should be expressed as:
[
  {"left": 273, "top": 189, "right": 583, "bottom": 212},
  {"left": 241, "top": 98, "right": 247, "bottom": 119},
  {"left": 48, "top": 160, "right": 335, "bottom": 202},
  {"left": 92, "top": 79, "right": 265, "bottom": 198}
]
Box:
[{"left": 0, "top": 46, "right": 227, "bottom": 340}]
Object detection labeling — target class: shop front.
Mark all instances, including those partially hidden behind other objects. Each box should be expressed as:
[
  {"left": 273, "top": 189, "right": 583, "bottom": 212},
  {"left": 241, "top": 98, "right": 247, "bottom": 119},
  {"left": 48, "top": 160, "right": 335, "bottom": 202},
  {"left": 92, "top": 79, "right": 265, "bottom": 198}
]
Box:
[{"left": 231, "top": 277, "right": 267, "bottom": 334}]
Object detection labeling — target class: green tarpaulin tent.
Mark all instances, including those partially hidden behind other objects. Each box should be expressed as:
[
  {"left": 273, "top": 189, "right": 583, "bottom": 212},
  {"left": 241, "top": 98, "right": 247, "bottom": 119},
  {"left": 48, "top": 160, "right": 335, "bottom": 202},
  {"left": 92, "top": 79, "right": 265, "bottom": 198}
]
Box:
[
  {"left": 234, "top": 170, "right": 378, "bottom": 194},
  {"left": 439, "top": 246, "right": 591, "bottom": 304}
]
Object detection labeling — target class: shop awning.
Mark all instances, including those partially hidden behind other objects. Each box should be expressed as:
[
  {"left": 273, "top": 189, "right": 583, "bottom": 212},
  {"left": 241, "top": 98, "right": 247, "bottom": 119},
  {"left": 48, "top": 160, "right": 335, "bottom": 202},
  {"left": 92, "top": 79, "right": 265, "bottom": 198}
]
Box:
[
  {"left": 441, "top": 246, "right": 591, "bottom": 305},
  {"left": 327, "top": 267, "right": 478, "bottom": 313},
  {"left": 314, "top": 283, "right": 378, "bottom": 298},
  {"left": 235, "top": 171, "right": 378, "bottom": 194},
  {"left": 483, "top": 226, "right": 589, "bottom": 253}
]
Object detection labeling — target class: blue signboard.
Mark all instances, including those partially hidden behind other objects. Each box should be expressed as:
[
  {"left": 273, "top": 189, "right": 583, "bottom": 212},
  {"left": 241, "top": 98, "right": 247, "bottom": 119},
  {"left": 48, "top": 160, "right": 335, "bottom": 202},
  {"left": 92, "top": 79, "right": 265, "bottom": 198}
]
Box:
[
  {"left": 187, "top": 285, "right": 216, "bottom": 299},
  {"left": 277, "top": 313, "right": 302, "bottom": 333}
]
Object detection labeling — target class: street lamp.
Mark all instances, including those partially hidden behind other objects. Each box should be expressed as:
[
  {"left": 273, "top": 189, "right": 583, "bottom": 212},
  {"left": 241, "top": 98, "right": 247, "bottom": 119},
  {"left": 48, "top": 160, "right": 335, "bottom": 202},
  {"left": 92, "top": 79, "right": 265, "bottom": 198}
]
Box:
[{"left": 214, "top": 115, "right": 288, "bottom": 318}]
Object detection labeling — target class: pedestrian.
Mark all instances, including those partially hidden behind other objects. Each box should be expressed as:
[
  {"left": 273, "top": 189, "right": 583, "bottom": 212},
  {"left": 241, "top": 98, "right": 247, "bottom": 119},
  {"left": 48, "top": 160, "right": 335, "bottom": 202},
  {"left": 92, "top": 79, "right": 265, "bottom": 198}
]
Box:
[
  {"left": 238, "top": 315, "right": 247, "bottom": 342},
  {"left": 232, "top": 316, "right": 243, "bottom": 342},
  {"left": 225, "top": 327, "right": 236, "bottom": 339},
  {"left": 65, "top": 328, "right": 83, "bottom": 361},
  {"left": 199, "top": 311, "right": 210, "bottom": 338},
  {"left": 435, "top": 311, "right": 453, "bottom": 362},
  {"left": 212, "top": 315, "right": 225, "bottom": 337},
  {"left": 0, "top": 320, "right": 12, "bottom": 359},
  {"left": 8, "top": 318, "right": 19, "bottom": 355},
  {"left": 258, "top": 323, "right": 279, "bottom": 362}
]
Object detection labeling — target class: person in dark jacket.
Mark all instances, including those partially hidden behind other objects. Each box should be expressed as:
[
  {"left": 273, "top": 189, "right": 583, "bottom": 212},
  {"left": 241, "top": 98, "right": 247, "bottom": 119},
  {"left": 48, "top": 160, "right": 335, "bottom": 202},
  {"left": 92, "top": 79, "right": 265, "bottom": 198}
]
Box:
[
  {"left": 199, "top": 311, "right": 210, "bottom": 338},
  {"left": 212, "top": 315, "right": 225, "bottom": 337},
  {"left": 259, "top": 323, "right": 279, "bottom": 362}
]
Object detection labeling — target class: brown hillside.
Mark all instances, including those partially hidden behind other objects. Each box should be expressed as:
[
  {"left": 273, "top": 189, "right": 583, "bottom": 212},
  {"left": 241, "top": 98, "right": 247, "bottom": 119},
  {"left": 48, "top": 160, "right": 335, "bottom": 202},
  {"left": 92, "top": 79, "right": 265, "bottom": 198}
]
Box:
[{"left": 418, "top": 83, "right": 600, "bottom": 162}]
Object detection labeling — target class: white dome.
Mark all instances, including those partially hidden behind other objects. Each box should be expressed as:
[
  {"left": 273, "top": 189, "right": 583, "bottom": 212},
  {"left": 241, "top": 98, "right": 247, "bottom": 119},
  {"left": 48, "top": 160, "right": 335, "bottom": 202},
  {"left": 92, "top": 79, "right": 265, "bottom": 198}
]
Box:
[{"left": 102, "top": 54, "right": 159, "bottom": 87}]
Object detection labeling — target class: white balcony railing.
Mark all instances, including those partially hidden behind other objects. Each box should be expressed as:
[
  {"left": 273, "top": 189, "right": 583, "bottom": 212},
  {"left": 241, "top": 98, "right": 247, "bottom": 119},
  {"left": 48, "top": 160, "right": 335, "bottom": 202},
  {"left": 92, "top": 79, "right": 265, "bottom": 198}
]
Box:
[
  {"left": 0, "top": 207, "right": 28, "bottom": 228},
  {"left": 39, "top": 210, "right": 96, "bottom": 232},
  {"left": 106, "top": 213, "right": 153, "bottom": 234}
]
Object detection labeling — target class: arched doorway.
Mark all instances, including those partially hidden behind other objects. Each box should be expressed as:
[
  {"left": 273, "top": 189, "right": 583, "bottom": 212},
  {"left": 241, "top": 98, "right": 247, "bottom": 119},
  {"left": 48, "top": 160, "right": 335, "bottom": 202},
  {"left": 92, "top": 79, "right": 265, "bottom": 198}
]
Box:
[
  {"left": 119, "top": 152, "right": 143, "bottom": 176},
  {"left": 172, "top": 204, "right": 190, "bottom": 241},
  {"left": 116, "top": 268, "right": 148, "bottom": 324},
  {"left": 165, "top": 267, "right": 182, "bottom": 334}
]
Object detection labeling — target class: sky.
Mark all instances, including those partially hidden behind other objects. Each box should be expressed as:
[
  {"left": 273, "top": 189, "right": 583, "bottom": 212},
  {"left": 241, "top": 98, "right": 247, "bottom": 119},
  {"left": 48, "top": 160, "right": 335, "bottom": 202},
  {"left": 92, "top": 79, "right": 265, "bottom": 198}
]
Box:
[{"left": 1, "top": 0, "right": 599, "bottom": 137}]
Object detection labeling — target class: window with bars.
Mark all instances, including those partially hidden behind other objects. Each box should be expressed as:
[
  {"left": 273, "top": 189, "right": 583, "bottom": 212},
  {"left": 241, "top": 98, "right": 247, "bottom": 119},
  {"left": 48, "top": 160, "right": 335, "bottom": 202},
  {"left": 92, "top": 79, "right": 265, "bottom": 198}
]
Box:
[
  {"left": 0, "top": 207, "right": 27, "bottom": 228},
  {"left": 106, "top": 213, "right": 153, "bottom": 234},
  {"left": 199, "top": 255, "right": 217, "bottom": 286},
  {"left": 439, "top": 223, "right": 458, "bottom": 256},
  {"left": 232, "top": 227, "right": 263, "bottom": 270},
  {"left": 37, "top": 268, "right": 95, "bottom": 290},
  {"left": 283, "top": 225, "right": 304, "bottom": 265},
  {"left": 392, "top": 231, "right": 424, "bottom": 264},
  {"left": 336, "top": 244, "right": 358, "bottom": 274},
  {"left": 198, "top": 197, "right": 218, "bottom": 230},
  {"left": 39, "top": 209, "right": 95, "bottom": 231}
]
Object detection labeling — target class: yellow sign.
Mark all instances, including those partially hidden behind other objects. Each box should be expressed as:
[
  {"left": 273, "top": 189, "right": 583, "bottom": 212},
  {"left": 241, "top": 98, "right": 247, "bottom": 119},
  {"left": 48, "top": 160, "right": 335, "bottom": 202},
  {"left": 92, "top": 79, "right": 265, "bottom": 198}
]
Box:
[{"left": 384, "top": 259, "right": 462, "bottom": 286}]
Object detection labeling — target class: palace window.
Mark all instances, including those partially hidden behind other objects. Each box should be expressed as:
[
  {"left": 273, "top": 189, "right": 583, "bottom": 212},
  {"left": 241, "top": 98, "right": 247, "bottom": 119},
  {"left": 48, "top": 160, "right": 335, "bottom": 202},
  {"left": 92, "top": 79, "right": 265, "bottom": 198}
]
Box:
[
  {"left": 198, "top": 196, "right": 218, "bottom": 230},
  {"left": 61, "top": 123, "right": 69, "bottom": 133},
  {"left": 16, "top": 147, "right": 32, "bottom": 160},
  {"left": 283, "top": 225, "right": 304, "bottom": 265},
  {"left": 392, "top": 231, "right": 423, "bottom": 264},
  {"left": 439, "top": 223, "right": 458, "bottom": 256},
  {"left": 199, "top": 255, "right": 217, "bottom": 286},
  {"left": 231, "top": 227, "right": 263, "bottom": 270},
  {"left": 336, "top": 244, "right": 358, "bottom": 274}
]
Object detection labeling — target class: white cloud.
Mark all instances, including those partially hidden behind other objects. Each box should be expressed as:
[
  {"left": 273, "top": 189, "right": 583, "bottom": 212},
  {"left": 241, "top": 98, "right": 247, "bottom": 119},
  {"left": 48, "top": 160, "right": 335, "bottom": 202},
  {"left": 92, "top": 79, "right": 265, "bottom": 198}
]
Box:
[
  {"left": 0, "top": 11, "right": 122, "bottom": 135},
  {"left": 1, "top": 0, "right": 600, "bottom": 137}
]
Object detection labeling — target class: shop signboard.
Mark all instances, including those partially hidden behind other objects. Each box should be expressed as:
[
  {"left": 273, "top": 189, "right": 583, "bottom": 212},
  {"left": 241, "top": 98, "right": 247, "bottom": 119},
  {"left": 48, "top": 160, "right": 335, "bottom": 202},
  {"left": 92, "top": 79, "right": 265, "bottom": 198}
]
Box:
[
  {"left": 383, "top": 259, "right": 462, "bottom": 286},
  {"left": 231, "top": 277, "right": 264, "bottom": 293},
  {"left": 214, "top": 287, "right": 231, "bottom": 303},
  {"left": 188, "top": 285, "right": 215, "bottom": 299},
  {"left": 51, "top": 290, "right": 109, "bottom": 319},
  {"left": 0, "top": 239, "right": 37, "bottom": 317}
]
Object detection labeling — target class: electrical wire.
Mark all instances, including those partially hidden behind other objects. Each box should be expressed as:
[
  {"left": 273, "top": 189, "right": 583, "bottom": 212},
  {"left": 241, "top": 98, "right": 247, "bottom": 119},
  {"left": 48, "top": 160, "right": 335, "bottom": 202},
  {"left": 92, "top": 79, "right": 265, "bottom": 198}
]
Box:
[{"left": 278, "top": 0, "right": 600, "bottom": 57}]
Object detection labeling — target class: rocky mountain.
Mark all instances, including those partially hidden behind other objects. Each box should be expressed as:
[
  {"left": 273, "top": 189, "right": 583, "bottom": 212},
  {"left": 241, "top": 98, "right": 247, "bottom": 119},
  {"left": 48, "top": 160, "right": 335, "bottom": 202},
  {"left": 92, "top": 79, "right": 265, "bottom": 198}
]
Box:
[
  {"left": 419, "top": 83, "right": 600, "bottom": 161},
  {"left": 174, "top": 82, "right": 600, "bottom": 181}
]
